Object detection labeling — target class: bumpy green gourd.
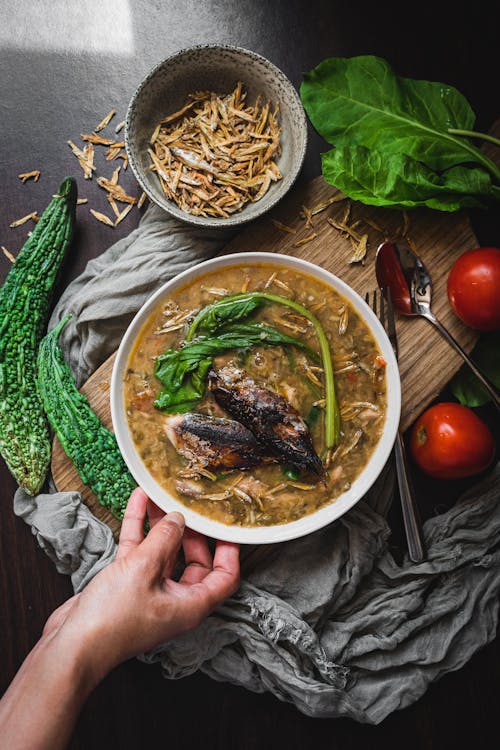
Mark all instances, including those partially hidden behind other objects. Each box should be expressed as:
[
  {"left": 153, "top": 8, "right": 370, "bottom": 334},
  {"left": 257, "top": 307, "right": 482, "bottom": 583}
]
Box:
[
  {"left": 37, "top": 316, "right": 137, "bottom": 519},
  {"left": 0, "top": 177, "right": 77, "bottom": 494}
]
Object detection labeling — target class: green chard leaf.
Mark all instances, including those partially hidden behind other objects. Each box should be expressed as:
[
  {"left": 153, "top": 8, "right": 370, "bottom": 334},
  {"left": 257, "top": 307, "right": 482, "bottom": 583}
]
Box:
[
  {"left": 451, "top": 333, "right": 500, "bottom": 407},
  {"left": 322, "top": 145, "right": 496, "bottom": 211},
  {"left": 191, "top": 295, "right": 262, "bottom": 335},
  {"left": 154, "top": 323, "right": 317, "bottom": 414},
  {"left": 300, "top": 55, "right": 500, "bottom": 210}
]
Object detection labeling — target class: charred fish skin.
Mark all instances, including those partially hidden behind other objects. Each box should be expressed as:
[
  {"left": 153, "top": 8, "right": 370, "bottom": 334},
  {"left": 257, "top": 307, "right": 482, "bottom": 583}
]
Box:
[
  {"left": 208, "top": 367, "right": 323, "bottom": 476},
  {"left": 164, "top": 412, "right": 273, "bottom": 471}
]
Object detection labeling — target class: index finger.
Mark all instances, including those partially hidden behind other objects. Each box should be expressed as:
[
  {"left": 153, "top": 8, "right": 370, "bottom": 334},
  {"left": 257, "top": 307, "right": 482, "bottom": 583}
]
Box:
[{"left": 196, "top": 540, "right": 240, "bottom": 609}]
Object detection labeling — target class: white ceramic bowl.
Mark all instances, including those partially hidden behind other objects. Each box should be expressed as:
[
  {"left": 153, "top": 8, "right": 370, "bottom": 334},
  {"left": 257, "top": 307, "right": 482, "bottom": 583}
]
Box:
[
  {"left": 110, "top": 253, "right": 401, "bottom": 544},
  {"left": 125, "top": 44, "right": 308, "bottom": 229}
]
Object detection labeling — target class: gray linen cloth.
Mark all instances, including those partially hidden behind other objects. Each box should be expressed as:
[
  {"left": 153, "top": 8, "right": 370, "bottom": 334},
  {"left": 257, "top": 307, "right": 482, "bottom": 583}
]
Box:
[{"left": 13, "top": 204, "right": 500, "bottom": 724}]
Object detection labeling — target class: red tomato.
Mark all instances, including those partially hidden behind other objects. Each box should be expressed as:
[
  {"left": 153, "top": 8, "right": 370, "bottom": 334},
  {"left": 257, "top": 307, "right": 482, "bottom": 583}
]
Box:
[
  {"left": 410, "top": 402, "right": 496, "bottom": 480},
  {"left": 447, "top": 247, "right": 500, "bottom": 331}
]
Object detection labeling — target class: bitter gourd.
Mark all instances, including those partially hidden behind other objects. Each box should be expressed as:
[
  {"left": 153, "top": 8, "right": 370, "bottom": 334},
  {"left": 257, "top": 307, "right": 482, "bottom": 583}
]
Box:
[
  {"left": 37, "top": 315, "right": 137, "bottom": 519},
  {"left": 0, "top": 177, "right": 77, "bottom": 494}
]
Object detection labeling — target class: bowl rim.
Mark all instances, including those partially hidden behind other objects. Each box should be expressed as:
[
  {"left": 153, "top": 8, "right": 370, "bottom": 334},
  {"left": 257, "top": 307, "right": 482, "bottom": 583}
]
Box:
[
  {"left": 110, "top": 252, "right": 401, "bottom": 544},
  {"left": 124, "top": 43, "right": 308, "bottom": 229}
]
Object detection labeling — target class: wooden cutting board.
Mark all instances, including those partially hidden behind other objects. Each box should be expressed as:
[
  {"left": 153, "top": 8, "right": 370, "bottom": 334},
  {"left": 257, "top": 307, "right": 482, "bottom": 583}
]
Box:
[{"left": 51, "top": 174, "right": 481, "bottom": 539}]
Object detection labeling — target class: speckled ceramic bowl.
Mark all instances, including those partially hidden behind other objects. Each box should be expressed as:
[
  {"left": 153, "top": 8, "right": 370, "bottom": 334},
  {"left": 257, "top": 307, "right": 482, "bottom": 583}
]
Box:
[{"left": 125, "top": 45, "right": 308, "bottom": 228}]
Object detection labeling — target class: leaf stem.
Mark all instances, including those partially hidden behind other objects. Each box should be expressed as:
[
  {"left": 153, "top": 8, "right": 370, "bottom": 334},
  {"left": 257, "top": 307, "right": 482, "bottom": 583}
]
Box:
[
  {"left": 447, "top": 128, "right": 500, "bottom": 148},
  {"left": 446, "top": 129, "right": 500, "bottom": 182}
]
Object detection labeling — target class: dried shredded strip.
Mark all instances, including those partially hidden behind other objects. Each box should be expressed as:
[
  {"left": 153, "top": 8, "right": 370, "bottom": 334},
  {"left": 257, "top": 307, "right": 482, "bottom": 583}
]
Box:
[
  {"left": 137, "top": 191, "right": 147, "bottom": 209},
  {"left": 334, "top": 364, "right": 357, "bottom": 374},
  {"left": 401, "top": 210, "right": 410, "bottom": 237},
  {"left": 271, "top": 219, "right": 296, "bottom": 234},
  {"left": 77, "top": 197, "right": 88, "bottom": 205},
  {"left": 18, "top": 170, "right": 41, "bottom": 183},
  {"left": 105, "top": 143, "right": 125, "bottom": 161},
  {"left": 96, "top": 176, "right": 137, "bottom": 204},
  {"left": 201, "top": 286, "right": 230, "bottom": 297},
  {"left": 2, "top": 246, "right": 16, "bottom": 263},
  {"left": 308, "top": 192, "right": 346, "bottom": 216},
  {"left": 67, "top": 140, "right": 95, "bottom": 179},
  {"left": 95, "top": 109, "right": 116, "bottom": 132},
  {"left": 110, "top": 166, "right": 121, "bottom": 185},
  {"left": 90, "top": 209, "right": 115, "bottom": 227},
  {"left": 115, "top": 120, "right": 125, "bottom": 134},
  {"left": 9, "top": 211, "right": 38, "bottom": 228},
  {"left": 81, "top": 132, "right": 115, "bottom": 145},
  {"left": 327, "top": 217, "right": 363, "bottom": 243},
  {"left": 108, "top": 195, "right": 121, "bottom": 218},
  {"left": 363, "top": 217, "right": 383, "bottom": 232},
  {"left": 348, "top": 233, "right": 369, "bottom": 264},
  {"left": 272, "top": 277, "right": 292, "bottom": 293},
  {"left": 340, "top": 429, "right": 363, "bottom": 457},
  {"left": 114, "top": 204, "right": 134, "bottom": 226},
  {"left": 264, "top": 271, "right": 277, "bottom": 289},
  {"left": 150, "top": 122, "right": 162, "bottom": 145},
  {"left": 301, "top": 204, "right": 314, "bottom": 228},
  {"left": 275, "top": 317, "right": 308, "bottom": 334},
  {"left": 294, "top": 232, "right": 317, "bottom": 247},
  {"left": 338, "top": 307, "right": 349, "bottom": 335}
]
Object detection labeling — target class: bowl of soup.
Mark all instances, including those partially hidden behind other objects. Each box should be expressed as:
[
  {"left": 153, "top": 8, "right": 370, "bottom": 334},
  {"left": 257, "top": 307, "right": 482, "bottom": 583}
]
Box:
[{"left": 110, "top": 253, "right": 400, "bottom": 544}]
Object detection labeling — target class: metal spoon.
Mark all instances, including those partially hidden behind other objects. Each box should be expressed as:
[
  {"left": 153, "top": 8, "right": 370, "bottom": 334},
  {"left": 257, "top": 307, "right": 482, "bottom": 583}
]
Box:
[{"left": 375, "top": 241, "right": 500, "bottom": 410}]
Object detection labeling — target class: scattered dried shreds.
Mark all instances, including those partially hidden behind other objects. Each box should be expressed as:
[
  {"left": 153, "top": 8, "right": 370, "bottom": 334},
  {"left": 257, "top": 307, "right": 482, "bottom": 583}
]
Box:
[
  {"left": 90, "top": 209, "right": 115, "bottom": 227},
  {"left": 148, "top": 82, "right": 282, "bottom": 217},
  {"left": 96, "top": 176, "right": 137, "bottom": 205},
  {"left": 271, "top": 219, "right": 296, "bottom": 235},
  {"left": 95, "top": 109, "right": 116, "bottom": 132},
  {"left": 18, "top": 170, "right": 41, "bottom": 183},
  {"left": 2, "top": 246, "right": 16, "bottom": 263},
  {"left": 9, "top": 211, "right": 38, "bottom": 228},
  {"left": 68, "top": 140, "right": 95, "bottom": 179}
]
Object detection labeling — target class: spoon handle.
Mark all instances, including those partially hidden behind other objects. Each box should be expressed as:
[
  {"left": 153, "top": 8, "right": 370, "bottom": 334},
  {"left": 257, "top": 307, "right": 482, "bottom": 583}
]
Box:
[
  {"left": 393, "top": 429, "right": 425, "bottom": 562},
  {"left": 425, "top": 312, "right": 500, "bottom": 410}
]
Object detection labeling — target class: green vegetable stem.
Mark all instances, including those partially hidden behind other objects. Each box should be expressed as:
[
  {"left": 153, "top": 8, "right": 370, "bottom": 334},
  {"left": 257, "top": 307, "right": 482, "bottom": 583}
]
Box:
[{"left": 300, "top": 55, "right": 500, "bottom": 211}]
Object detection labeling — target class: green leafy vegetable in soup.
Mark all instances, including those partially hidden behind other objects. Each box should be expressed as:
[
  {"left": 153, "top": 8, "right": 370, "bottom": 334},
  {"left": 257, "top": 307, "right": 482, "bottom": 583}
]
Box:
[{"left": 124, "top": 264, "right": 387, "bottom": 527}]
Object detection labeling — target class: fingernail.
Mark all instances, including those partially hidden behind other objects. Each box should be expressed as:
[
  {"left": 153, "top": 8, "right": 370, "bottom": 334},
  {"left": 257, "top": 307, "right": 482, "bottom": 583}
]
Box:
[{"left": 168, "top": 512, "right": 185, "bottom": 530}]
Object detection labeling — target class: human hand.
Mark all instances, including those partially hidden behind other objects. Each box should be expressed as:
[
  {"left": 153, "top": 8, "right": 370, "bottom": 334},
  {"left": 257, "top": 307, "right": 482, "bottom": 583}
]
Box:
[{"left": 44, "top": 488, "right": 240, "bottom": 684}]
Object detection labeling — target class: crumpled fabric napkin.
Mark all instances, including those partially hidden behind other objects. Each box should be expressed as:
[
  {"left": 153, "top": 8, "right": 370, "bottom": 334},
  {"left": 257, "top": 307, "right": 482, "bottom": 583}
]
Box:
[{"left": 13, "top": 204, "right": 500, "bottom": 724}]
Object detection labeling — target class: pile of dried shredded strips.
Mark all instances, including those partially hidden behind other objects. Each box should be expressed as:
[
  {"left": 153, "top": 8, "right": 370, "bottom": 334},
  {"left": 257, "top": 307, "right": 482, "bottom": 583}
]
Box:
[{"left": 148, "top": 82, "right": 283, "bottom": 218}]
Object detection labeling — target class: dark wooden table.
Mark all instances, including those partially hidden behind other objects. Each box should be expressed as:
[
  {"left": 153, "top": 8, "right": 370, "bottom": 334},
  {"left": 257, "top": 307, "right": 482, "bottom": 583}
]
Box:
[{"left": 1, "top": 3, "right": 498, "bottom": 748}]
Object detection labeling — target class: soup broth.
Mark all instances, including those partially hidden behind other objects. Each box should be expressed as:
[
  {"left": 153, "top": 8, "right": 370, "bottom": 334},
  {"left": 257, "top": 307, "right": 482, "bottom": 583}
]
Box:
[{"left": 124, "top": 264, "right": 387, "bottom": 527}]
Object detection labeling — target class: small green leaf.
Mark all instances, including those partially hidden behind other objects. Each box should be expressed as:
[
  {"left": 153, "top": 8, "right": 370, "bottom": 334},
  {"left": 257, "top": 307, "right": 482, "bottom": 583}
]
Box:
[
  {"left": 192, "top": 295, "right": 262, "bottom": 335},
  {"left": 282, "top": 464, "right": 301, "bottom": 481},
  {"left": 451, "top": 333, "right": 500, "bottom": 407}
]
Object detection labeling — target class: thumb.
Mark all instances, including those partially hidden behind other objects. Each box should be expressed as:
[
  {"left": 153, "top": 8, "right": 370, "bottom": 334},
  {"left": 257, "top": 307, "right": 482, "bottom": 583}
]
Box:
[{"left": 139, "top": 511, "right": 185, "bottom": 576}]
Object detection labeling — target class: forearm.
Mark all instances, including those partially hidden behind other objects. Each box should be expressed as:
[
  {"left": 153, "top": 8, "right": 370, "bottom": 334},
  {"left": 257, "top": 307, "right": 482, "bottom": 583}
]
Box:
[{"left": 0, "top": 629, "right": 101, "bottom": 750}]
